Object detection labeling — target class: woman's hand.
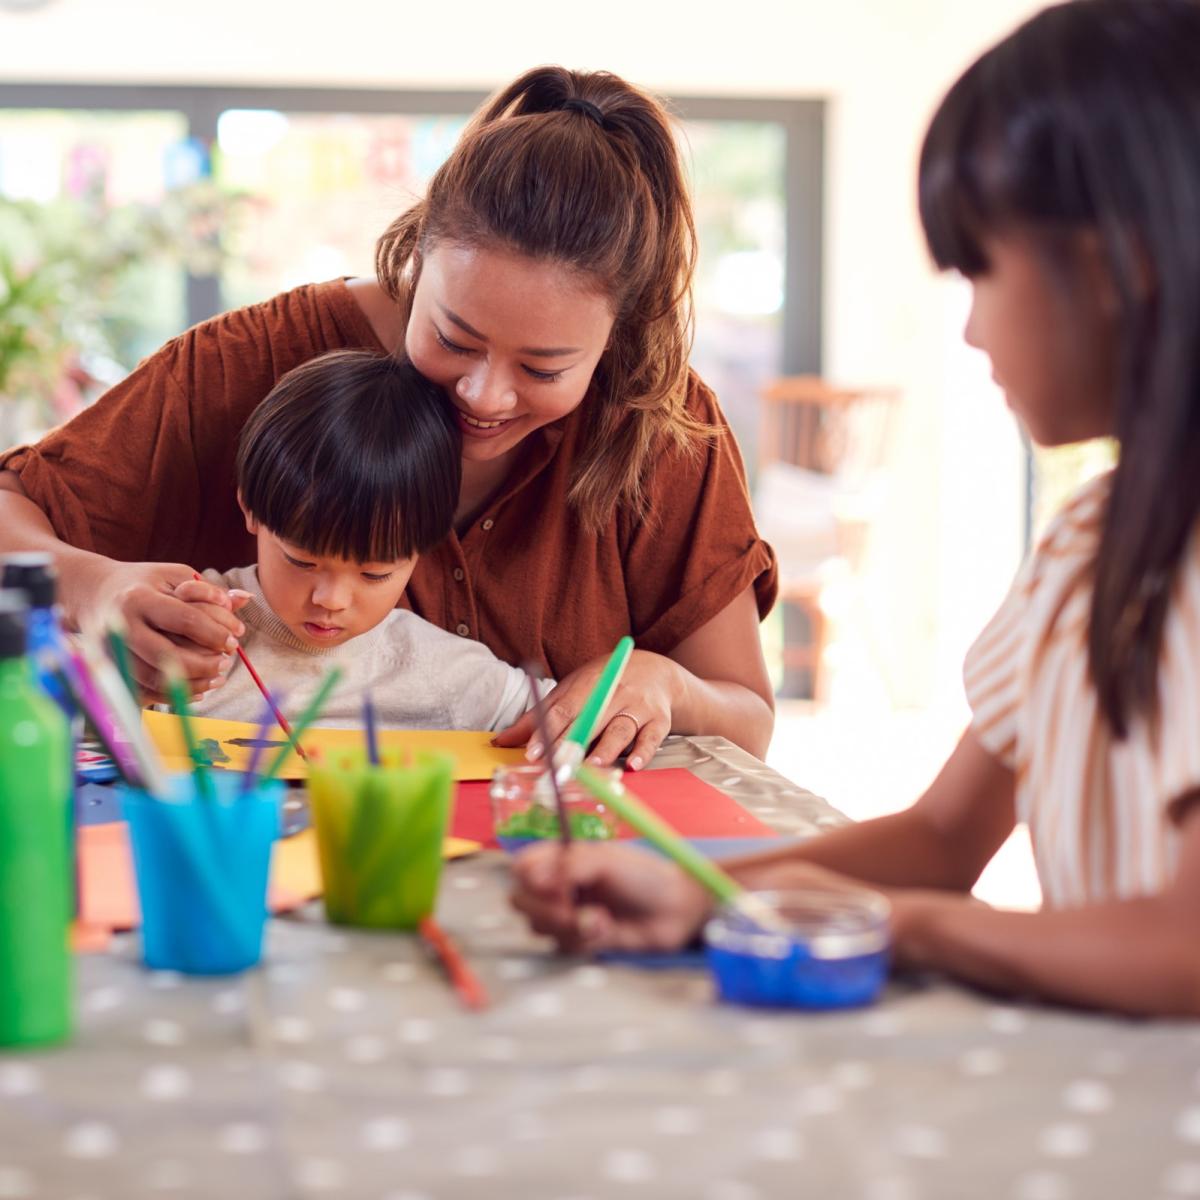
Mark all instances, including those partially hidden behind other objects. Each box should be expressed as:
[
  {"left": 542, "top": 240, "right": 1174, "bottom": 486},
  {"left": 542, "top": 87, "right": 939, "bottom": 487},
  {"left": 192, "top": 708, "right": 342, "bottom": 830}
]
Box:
[
  {"left": 509, "top": 841, "right": 713, "bottom": 954},
  {"left": 493, "top": 649, "right": 682, "bottom": 769},
  {"left": 88, "top": 562, "right": 246, "bottom": 701}
]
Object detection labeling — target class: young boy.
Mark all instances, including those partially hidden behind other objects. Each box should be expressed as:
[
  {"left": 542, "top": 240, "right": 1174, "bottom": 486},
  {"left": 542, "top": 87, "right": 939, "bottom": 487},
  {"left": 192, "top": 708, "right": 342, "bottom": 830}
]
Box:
[{"left": 177, "top": 350, "right": 541, "bottom": 729}]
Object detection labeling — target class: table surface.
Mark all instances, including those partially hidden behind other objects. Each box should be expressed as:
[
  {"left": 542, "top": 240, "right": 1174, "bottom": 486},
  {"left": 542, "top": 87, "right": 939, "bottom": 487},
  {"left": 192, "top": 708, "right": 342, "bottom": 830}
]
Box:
[{"left": 2, "top": 736, "right": 1199, "bottom": 1200}]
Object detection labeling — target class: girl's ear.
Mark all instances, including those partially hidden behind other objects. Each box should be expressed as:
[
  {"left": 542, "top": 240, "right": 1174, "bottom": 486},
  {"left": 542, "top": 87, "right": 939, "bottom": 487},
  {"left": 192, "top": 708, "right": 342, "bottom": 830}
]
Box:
[
  {"left": 1077, "top": 229, "right": 1154, "bottom": 316},
  {"left": 237, "top": 491, "right": 259, "bottom": 536}
]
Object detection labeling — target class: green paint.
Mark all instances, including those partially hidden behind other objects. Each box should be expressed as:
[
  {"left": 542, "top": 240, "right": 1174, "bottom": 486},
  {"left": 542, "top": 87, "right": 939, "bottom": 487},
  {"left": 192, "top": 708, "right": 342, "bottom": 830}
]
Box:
[
  {"left": 495, "top": 806, "right": 616, "bottom": 843},
  {"left": 197, "top": 738, "right": 230, "bottom": 765}
]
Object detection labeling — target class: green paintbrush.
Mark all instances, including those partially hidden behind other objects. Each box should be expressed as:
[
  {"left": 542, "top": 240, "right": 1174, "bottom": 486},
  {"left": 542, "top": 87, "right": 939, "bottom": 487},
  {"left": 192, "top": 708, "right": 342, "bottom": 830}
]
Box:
[
  {"left": 575, "top": 764, "right": 792, "bottom": 934},
  {"left": 551, "top": 635, "right": 634, "bottom": 785},
  {"left": 260, "top": 667, "right": 343, "bottom": 783},
  {"left": 164, "top": 662, "right": 215, "bottom": 804},
  {"left": 106, "top": 622, "right": 138, "bottom": 701}
]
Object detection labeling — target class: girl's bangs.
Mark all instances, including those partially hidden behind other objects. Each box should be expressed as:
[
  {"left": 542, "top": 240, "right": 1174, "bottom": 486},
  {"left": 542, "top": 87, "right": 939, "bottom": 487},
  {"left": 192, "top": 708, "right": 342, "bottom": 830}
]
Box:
[{"left": 918, "top": 65, "right": 1006, "bottom": 279}]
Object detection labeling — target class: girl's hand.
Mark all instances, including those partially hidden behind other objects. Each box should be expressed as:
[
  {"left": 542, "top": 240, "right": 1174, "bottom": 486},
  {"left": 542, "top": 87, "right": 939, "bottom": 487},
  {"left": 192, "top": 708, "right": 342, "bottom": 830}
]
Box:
[
  {"left": 89, "top": 561, "right": 246, "bottom": 701},
  {"left": 509, "top": 841, "right": 713, "bottom": 954},
  {"left": 493, "top": 649, "right": 682, "bottom": 769}
]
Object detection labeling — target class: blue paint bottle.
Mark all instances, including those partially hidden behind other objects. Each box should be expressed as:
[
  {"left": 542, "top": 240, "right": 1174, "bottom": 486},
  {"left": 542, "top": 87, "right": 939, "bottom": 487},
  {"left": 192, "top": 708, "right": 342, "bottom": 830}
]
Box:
[{"left": 1, "top": 554, "right": 73, "bottom": 719}]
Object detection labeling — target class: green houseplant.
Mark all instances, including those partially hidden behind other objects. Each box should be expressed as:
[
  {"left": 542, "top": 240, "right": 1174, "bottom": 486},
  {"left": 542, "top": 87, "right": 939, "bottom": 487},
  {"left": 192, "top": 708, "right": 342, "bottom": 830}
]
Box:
[{"left": 0, "top": 183, "right": 244, "bottom": 449}]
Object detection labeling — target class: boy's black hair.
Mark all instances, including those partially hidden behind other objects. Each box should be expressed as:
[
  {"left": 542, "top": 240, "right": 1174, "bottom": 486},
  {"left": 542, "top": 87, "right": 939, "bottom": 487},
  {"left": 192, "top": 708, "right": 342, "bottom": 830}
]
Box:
[
  {"left": 918, "top": 0, "right": 1200, "bottom": 737},
  {"left": 236, "top": 351, "right": 461, "bottom": 563}
]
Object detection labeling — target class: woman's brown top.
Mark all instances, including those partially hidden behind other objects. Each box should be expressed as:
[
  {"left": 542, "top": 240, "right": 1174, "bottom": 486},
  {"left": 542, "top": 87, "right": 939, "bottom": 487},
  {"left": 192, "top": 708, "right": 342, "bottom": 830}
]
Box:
[{"left": 0, "top": 280, "right": 777, "bottom": 678}]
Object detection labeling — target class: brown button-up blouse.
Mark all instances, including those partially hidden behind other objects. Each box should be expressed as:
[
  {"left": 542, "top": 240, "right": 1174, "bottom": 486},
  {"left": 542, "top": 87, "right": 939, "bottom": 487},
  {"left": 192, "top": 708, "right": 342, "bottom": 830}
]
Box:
[{"left": 0, "top": 280, "right": 777, "bottom": 679}]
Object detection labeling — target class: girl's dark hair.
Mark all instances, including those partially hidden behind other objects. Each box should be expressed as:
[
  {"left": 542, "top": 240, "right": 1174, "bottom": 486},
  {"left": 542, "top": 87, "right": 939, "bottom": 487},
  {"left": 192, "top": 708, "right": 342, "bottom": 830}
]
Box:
[
  {"left": 919, "top": 0, "right": 1200, "bottom": 737},
  {"left": 236, "top": 351, "right": 461, "bottom": 562},
  {"left": 375, "top": 66, "right": 708, "bottom": 531}
]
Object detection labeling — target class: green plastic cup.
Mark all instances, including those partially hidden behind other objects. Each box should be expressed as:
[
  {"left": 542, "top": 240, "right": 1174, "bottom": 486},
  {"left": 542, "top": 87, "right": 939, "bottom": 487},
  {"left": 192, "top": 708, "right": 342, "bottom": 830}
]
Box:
[{"left": 308, "top": 753, "right": 454, "bottom": 930}]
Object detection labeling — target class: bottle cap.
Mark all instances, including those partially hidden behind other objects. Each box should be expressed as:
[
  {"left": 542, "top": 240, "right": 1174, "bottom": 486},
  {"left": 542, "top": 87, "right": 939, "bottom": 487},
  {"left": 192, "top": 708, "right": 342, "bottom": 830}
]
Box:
[
  {"left": 0, "top": 589, "right": 29, "bottom": 659},
  {"left": 1, "top": 553, "right": 57, "bottom": 609}
]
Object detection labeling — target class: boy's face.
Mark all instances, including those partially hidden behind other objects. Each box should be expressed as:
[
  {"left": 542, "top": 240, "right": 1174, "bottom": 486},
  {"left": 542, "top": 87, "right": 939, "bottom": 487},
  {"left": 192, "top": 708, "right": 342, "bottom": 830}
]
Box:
[{"left": 244, "top": 511, "right": 416, "bottom": 649}]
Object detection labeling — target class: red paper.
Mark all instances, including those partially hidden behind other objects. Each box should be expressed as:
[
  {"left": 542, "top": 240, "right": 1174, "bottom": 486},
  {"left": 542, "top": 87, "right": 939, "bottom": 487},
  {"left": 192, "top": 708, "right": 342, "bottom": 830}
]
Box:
[{"left": 451, "top": 767, "right": 777, "bottom": 847}]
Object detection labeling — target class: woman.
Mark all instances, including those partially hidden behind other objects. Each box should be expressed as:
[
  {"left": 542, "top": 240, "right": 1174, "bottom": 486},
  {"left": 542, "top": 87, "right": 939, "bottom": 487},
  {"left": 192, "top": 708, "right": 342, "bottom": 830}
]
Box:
[{"left": 0, "top": 67, "right": 777, "bottom": 766}]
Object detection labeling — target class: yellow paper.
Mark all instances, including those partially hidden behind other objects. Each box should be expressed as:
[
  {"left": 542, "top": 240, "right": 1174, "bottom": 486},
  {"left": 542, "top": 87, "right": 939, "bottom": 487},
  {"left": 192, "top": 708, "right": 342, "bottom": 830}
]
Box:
[{"left": 142, "top": 708, "right": 526, "bottom": 782}]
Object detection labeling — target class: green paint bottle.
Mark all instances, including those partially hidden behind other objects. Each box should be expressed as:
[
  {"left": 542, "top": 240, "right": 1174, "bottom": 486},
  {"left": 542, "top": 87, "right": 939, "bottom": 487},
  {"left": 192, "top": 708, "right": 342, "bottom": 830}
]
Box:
[{"left": 0, "top": 590, "right": 72, "bottom": 1047}]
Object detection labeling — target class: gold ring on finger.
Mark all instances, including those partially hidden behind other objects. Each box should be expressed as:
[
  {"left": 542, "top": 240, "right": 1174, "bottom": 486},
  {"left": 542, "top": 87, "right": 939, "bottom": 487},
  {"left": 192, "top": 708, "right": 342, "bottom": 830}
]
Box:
[{"left": 612, "top": 710, "right": 642, "bottom": 737}]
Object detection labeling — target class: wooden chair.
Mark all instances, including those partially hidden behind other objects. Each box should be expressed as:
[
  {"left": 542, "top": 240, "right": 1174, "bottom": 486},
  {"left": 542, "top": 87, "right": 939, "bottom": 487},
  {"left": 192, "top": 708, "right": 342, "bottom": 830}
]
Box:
[{"left": 757, "top": 376, "right": 899, "bottom": 700}]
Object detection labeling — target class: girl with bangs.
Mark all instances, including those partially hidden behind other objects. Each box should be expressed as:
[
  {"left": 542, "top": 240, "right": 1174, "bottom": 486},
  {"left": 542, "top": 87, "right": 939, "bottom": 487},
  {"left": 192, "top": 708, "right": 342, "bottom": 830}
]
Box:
[{"left": 511, "top": 0, "right": 1200, "bottom": 1016}]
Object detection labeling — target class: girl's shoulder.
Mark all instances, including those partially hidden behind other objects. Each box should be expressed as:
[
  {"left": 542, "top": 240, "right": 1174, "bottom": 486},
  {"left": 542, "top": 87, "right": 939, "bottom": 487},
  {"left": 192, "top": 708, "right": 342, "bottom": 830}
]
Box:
[{"left": 1030, "top": 469, "right": 1113, "bottom": 569}]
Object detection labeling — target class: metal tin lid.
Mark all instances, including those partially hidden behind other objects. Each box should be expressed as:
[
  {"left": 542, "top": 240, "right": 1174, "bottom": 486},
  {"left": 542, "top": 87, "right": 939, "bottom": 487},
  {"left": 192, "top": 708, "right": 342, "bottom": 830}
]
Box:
[
  {"left": 705, "top": 887, "right": 891, "bottom": 960},
  {"left": 0, "top": 589, "right": 29, "bottom": 658},
  {"left": 1, "top": 553, "right": 57, "bottom": 609}
]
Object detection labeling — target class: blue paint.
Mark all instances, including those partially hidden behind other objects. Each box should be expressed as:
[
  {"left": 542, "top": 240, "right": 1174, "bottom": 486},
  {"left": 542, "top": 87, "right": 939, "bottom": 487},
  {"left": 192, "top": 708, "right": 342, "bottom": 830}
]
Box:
[{"left": 705, "top": 889, "right": 890, "bottom": 1010}]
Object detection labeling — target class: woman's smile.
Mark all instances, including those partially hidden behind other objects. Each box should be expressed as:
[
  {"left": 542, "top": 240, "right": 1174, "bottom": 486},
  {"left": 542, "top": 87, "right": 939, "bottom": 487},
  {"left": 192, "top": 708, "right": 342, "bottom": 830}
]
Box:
[{"left": 453, "top": 405, "right": 520, "bottom": 439}]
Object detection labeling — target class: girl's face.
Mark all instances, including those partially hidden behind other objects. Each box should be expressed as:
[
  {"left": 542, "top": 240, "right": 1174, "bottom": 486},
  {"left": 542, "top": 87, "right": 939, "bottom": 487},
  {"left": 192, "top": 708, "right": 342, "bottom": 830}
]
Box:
[
  {"left": 406, "top": 242, "right": 615, "bottom": 464},
  {"left": 964, "top": 232, "right": 1118, "bottom": 447}
]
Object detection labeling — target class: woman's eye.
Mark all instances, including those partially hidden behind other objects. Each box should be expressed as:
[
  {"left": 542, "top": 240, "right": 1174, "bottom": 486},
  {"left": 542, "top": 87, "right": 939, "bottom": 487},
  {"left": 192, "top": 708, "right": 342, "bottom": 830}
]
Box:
[
  {"left": 434, "top": 328, "right": 472, "bottom": 356},
  {"left": 523, "top": 365, "right": 565, "bottom": 383}
]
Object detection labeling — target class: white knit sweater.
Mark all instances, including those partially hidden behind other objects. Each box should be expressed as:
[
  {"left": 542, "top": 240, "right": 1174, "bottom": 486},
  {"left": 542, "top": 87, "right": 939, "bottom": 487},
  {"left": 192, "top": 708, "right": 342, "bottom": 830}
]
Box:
[{"left": 190, "top": 566, "right": 538, "bottom": 731}]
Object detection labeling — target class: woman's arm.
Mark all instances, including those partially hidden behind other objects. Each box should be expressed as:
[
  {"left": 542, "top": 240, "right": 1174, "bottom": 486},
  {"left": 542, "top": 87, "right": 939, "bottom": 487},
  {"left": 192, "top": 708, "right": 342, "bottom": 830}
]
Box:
[
  {"left": 494, "top": 584, "right": 775, "bottom": 763},
  {"left": 663, "top": 584, "right": 775, "bottom": 757},
  {"left": 0, "top": 472, "right": 243, "bottom": 697},
  {"left": 0, "top": 472, "right": 114, "bottom": 621}
]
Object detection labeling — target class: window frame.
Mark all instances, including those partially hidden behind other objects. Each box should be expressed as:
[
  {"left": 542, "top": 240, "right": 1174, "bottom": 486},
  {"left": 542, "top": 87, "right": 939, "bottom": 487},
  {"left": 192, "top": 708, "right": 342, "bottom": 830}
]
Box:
[{"left": 0, "top": 82, "right": 824, "bottom": 374}]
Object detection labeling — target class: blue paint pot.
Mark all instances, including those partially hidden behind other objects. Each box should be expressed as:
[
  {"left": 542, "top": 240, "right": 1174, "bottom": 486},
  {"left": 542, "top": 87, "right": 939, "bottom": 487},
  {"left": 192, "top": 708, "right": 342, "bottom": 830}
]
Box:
[{"left": 705, "top": 888, "right": 890, "bottom": 1009}]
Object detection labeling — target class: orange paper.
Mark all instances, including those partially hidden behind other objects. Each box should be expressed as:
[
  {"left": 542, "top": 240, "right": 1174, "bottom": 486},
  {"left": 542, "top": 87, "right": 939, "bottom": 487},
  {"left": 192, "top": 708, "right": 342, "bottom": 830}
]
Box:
[{"left": 79, "top": 823, "right": 481, "bottom": 933}]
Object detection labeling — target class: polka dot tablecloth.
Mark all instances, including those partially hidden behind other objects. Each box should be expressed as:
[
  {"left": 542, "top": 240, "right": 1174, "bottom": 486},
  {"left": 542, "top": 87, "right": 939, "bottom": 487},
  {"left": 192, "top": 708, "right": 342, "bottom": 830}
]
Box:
[{"left": 2, "top": 737, "right": 1198, "bottom": 1199}]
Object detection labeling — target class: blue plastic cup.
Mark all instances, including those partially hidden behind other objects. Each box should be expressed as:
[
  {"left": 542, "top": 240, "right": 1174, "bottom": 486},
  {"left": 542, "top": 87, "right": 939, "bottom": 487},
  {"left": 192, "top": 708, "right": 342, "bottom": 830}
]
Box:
[{"left": 121, "top": 773, "right": 282, "bottom": 975}]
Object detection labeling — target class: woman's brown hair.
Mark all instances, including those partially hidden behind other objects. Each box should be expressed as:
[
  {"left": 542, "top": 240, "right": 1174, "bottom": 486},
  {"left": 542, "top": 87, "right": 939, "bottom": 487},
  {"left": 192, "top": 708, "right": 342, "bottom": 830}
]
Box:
[{"left": 375, "top": 66, "right": 708, "bottom": 530}]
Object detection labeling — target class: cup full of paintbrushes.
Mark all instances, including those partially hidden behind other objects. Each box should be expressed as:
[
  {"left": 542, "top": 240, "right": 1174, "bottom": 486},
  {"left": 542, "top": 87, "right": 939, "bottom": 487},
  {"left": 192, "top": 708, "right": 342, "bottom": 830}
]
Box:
[
  {"left": 307, "top": 750, "right": 454, "bottom": 930},
  {"left": 121, "top": 771, "right": 283, "bottom": 974}
]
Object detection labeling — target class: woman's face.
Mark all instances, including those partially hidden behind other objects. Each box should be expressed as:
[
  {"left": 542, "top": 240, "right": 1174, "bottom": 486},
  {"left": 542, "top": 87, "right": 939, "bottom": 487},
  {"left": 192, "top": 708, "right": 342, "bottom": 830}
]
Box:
[
  {"left": 964, "top": 232, "right": 1117, "bottom": 447},
  {"left": 406, "top": 242, "right": 616, "bottom": 464}
]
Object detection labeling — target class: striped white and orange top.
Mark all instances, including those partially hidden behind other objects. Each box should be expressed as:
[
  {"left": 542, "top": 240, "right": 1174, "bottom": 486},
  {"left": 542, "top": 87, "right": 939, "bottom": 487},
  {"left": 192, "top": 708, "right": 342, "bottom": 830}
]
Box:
[{"left": 964, "top": 473, "right": 1200, "bottom": 909}]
